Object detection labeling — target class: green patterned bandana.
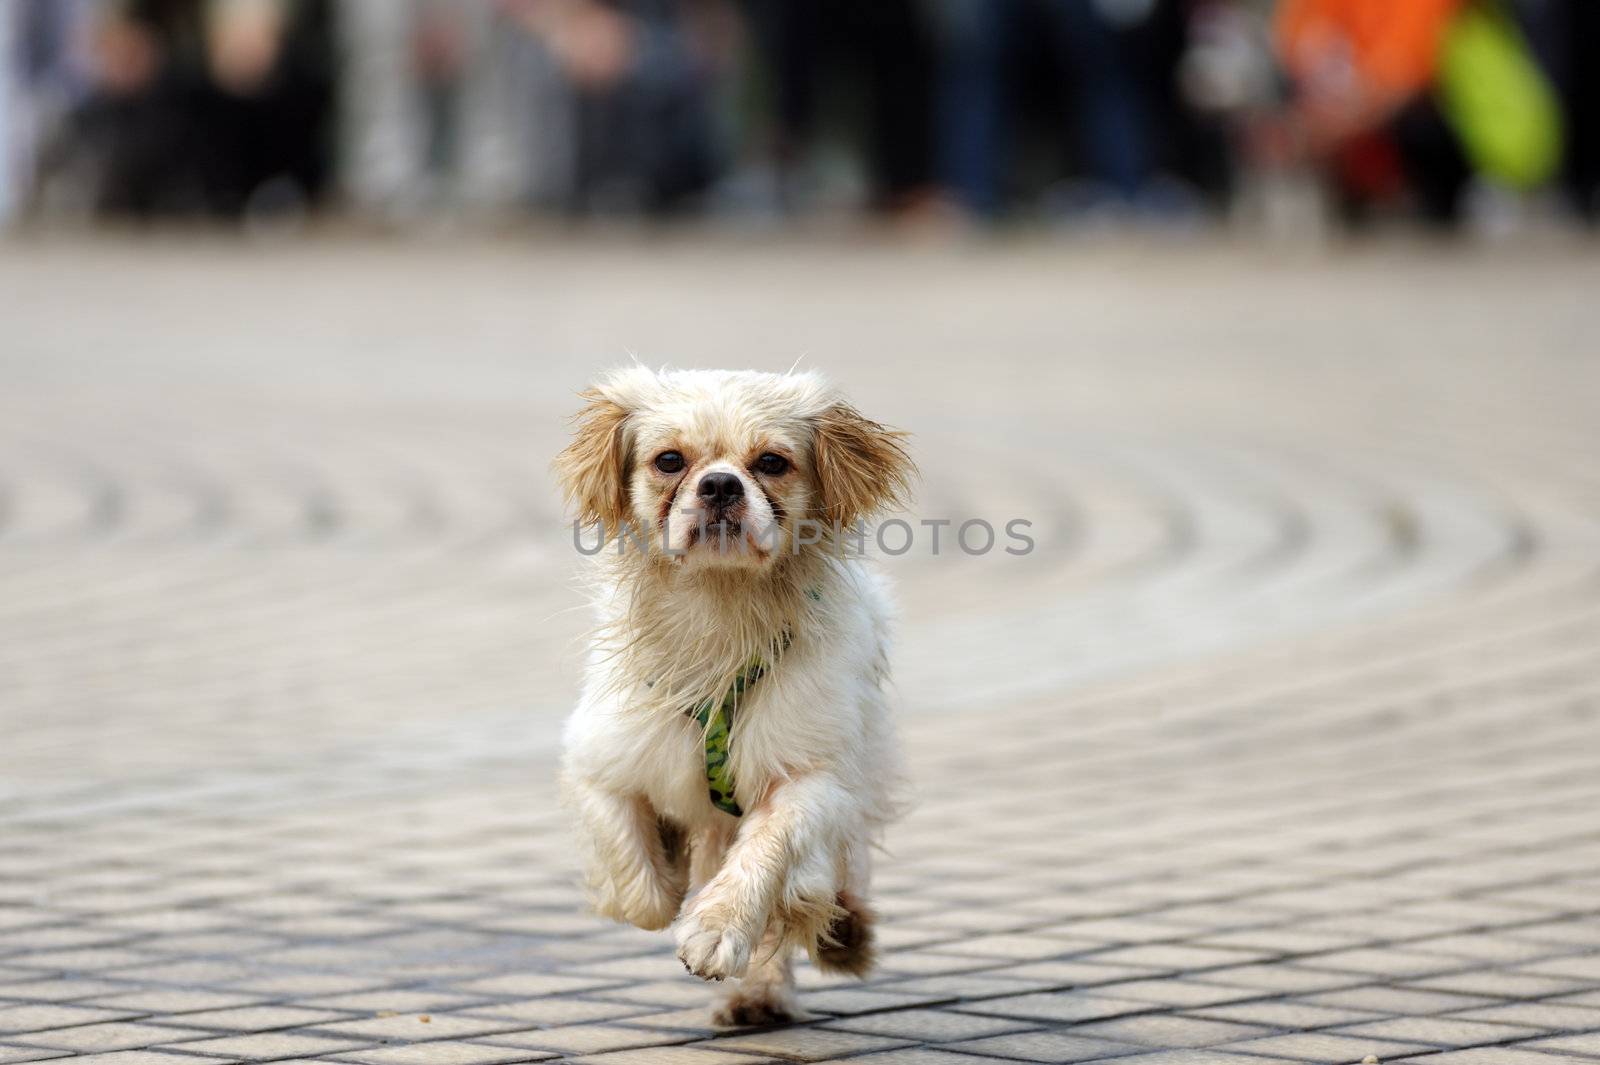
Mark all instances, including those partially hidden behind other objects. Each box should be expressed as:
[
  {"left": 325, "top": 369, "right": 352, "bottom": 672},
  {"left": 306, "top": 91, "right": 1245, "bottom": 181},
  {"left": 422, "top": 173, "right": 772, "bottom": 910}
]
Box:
[
  {"left": 689, "top": 655, "right": 771, "bottom": 817},
  {"left": 684, "top": 594, "right": 814, "bottom": 817}
]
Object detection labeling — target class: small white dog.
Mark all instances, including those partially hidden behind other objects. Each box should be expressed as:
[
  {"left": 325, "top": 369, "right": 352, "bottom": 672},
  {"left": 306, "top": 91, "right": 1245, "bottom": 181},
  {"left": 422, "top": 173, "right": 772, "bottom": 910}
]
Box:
[{"left": 554, "top": 367, "right": 913, "bottom": 1025}]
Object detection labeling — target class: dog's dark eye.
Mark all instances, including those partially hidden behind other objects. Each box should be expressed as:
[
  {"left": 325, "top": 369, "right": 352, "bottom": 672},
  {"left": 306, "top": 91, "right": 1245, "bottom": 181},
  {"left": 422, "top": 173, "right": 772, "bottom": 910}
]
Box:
[
  {"left": 754, "top": 453, "right": 789, "bottom": 476},
  {"left": 654, "top": 451, "right": 685, "bottom": 474}
]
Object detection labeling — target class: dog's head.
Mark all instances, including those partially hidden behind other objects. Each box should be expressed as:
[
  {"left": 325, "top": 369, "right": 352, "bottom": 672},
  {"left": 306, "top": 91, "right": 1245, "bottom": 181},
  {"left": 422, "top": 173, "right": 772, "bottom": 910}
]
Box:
[{"left": 555, "top": 368, "right": 912, "bottom": 570}]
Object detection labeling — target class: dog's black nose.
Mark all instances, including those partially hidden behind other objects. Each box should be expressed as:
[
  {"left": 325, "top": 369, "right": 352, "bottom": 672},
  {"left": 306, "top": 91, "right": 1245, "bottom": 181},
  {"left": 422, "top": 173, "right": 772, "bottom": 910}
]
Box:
[{"left": 697, "top": 471, "right": 744, "bottom": 506}]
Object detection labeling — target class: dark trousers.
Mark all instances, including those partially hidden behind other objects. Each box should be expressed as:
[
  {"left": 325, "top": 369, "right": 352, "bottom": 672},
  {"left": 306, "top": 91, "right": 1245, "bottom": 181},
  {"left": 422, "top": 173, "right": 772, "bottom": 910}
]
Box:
[{"left": 746, "top": 0, "right": 936, "bottom": 209}]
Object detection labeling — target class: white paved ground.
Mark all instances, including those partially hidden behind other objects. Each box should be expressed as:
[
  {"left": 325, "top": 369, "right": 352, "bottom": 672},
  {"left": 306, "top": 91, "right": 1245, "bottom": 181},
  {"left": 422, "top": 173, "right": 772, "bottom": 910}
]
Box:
[{"left": 2, "top": 236, "right": 1600, "bottom": 1065}]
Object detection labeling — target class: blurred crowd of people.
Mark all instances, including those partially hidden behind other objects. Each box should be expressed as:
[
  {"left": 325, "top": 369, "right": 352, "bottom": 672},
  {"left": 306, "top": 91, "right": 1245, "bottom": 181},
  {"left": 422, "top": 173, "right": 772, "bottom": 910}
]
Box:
[{"left": 1, "top": 0, "right": 1596, "bottom": 232}]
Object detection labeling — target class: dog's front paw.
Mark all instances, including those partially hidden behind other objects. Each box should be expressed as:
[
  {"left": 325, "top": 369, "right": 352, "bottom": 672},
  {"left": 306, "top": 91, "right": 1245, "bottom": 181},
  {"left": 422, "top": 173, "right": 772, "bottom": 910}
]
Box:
[{"left": 674, "top": 904, "right": 754, "bottom": 981}]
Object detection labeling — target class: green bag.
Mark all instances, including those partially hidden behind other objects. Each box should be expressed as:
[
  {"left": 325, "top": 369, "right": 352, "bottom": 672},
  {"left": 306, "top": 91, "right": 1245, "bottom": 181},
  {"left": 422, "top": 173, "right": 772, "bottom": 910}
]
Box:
[{"left": 1438, "top": 0, "right": 1562, "bottom": 189}]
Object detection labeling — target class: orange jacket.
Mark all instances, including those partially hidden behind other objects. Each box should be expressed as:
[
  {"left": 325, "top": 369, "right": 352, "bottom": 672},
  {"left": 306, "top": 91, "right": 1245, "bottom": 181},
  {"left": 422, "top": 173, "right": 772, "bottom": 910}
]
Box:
[{"left": 1276, "top": 0, "right": 1463, "bottom": 96}]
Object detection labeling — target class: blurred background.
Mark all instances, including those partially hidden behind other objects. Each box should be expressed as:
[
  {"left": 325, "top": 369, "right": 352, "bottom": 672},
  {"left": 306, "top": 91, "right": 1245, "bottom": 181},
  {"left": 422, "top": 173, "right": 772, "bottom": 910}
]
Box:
[
  {"left": 3, "top": 0, "right": 1600, "bottom": 810},
  {"left": 2, "top": 0, "right": 1598, "bottom": 235}
]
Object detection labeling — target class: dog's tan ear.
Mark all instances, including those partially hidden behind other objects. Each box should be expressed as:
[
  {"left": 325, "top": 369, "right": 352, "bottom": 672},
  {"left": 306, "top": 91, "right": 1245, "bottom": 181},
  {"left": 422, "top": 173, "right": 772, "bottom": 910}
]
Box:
[
  {"left": 554, "top": 388, "right": 631, "bottom": 532},
  {"left": 813, "top": 403, "right": 914, "bottom": 527}
]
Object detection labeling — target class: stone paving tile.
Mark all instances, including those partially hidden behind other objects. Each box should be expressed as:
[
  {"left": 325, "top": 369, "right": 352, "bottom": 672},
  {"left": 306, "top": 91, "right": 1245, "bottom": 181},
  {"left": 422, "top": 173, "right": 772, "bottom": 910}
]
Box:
[
  {"left": 1410, "top": 971, "right": 1592, "bottom": 999},
  {"left": 37, "top": 1055, "right": 204, "bottom": 1065},
  {"left": 297, "top": 991, "right": 489, "bottom": 1015},
  {"left": 876, "top": 954, "right": 1047, "bottom": 981},
  {"left": 93, "top": 961, "right": 251, "bottom": 989},
  {"left": 1074, "top": 948, "right": 1267, "bottom": 976},
  {"left": 882, "top": 975, "right": 1063, "bottom": 1001},
  {"left": 564, "top": 1047, "right": 775, "bottom": 1065},
  {"left": 1450, "top": 1001, "right": 1600, "bottom": 1029},
  {"left": 479, "top": 1026, "right": 690, "bottom": 1056},
  {"left": 459, "top": 999, "right": 655, "bottom": 1027},
  {"left": 1068, "top": 1017, "right": 1269, "bottom": 1050},
  {"left": 85, "top": 990, "right": 267, "bottom": 1015},
  {"left": 326, "top": 1042, "right": 558, "bottom": 1064},
  {"left": 845, "top": 1051, "right": 1000, "bottom": 1065},
  {"left": 937, "top": 937, "right": 1101, "bottom": 963},
  {"left": 0, "top": 1009, "right": 141, "bottom": 1038},
  {"left": 707, "top": 1029, "right": 913, "bottom": 1061},
  {"left": 1295, "top": 988, "right": 1498, "bottom": 1016},
  {"left": 1082, "top": 984, "right": 1258, "bottom": 1010},
  {"left": 1103, "top": 1055, "right": 1303, "bottom": 1065},
  {"left": 994, "top": 964, "right": 1165, "bottom": 990},
  {"left": 5, "top": 953, "right": 157, "bottom": 977},
  {"left": 1298, "top": 950, "right": 1468, "bottom": 981},
  {"left": 224, "top": 976, "right": 393, "bottom": 999},
  {"left": 1528, "top": 959, "right": 1600, "bottom": 983},
  {"left": 1520, "top": 1033, "right": 1600, "bottom": 1057},
  {"left": 602, "top": 1006, "right": 722, "bottom": 1034},
  {"left": 940, "top": 1031, "right": 1143, "bottom": 1062},
  {"left": 9, "top": 1027, "right": 209, "bottom": 1055},
  {"left": 952, "top": 995, "right": 1157, "bottom": 1025},
  {"left": 145, "top": 1031, "right": 373, "bottom": 1059},
  {"left": 798, "top": 989, "right": 941, "bottom": 1017},
  {"left": 155, "top": 1006, "right": 356, "bottom": 1032},
  {"left": 0, "top": 1049, "right": 70, "bottom": 1064},
  {"left": 307, "top": 1012, "right": 526, "bottom": 1042},
  {"left": 1516, "top": 924, "right": 1600, "bottom": 950},
  {"left": 447, "top": 977, "right": 624, "bottom": 999},
  {"left": 824, "top": 1008, "right": 1038, "bottom": 1042},
  {"left": 0, "top": 985, "right": 128, "bottom": 1006},
  {"left": 1221, "top": 1032, "right": 1433, "bottom": 1062},
  {"left": 1393, "top": 1050, "right": 1600, "bottom": 1065},
  {"left": 595, "top": 982, "right": 733, "bottom": 1010},
  {"left": 1327, "top": 1015, "right": 1538, "bottom": 1048},
  {"left": 1200, "top": 968, "right": 1363, "bottom": 996},
  {"left": 1185, "top": 1002, "right": 1378, "bottom": 1029}
]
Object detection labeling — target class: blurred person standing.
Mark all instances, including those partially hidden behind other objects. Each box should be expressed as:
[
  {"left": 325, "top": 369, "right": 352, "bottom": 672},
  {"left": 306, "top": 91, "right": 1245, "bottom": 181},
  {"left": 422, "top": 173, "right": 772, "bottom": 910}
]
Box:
[
  {"left": 936, "top": 0, "right": 1148, "bottom": 220},
  {"left": 1557, "top": 0, "right": 1600, "bottom": 224},
  {"left": 1275, "top": 0, "right": 1465, "bottom": 227},
  {"left": 0, "top": 1, "right": 96, "bottom": 221},
  {"left": 3, "top": 1, "right": 135, "bottom": 217},
  {"left": 338, "top": 0, "right": 550, "bottom": 216},
  {"left": 508, "top": 0, "right": 730, "bottom": 216},
  {"left": 339, "top": 0, "right": 726, "bottom": 219},
  {"left": 1, "top": 2, "right": 14, "bottom": 221},
  {"left": 741, "top": 0, "right": 938, "bottom": 219},
  {"left": 26, "top": 0, "right": 335, "bottom": 220},
  {"left": 931, "top": 0, "right": 1226, "bottom": 224},
  {"left": 47, "top": 0, "right": 201, "bottom": 215},
  {"left": 1531, "top": 0, "right": 1600, "bottom": 224},
  {"left": 199, "top": 0, "right": 337, "bottom": 217}
]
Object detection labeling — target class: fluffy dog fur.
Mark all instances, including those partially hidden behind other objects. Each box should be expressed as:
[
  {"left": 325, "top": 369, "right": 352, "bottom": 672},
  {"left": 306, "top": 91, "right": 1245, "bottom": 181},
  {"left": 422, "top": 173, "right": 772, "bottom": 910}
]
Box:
[{"left": 554, "top": 367, "right": 912, "bottom": 1026}]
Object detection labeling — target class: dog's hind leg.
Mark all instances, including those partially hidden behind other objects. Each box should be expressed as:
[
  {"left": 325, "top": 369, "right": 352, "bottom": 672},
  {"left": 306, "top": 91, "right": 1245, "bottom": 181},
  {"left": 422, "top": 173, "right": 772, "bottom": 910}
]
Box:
[
  {"left": 805, "top": 841, "right": 875, "bottom": 977},
  {"left": 813, "top": 889, "right": 876, "bottom": 977},
  {"left": 711, "top": 923, "right": 800, "bottom": 1027}
]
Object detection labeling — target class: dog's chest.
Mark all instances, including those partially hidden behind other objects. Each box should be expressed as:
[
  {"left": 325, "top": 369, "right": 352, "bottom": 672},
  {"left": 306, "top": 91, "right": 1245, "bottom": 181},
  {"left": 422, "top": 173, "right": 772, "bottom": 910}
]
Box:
[
  {"left": 607, "top": 709, "right": 739, "bottom": 827},
  {"left": 619, "top": 691, "right": 792, "bottom": 828}
]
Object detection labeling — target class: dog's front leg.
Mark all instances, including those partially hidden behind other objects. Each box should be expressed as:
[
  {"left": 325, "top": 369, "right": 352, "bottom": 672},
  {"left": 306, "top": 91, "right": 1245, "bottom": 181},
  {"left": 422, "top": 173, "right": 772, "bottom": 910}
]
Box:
[
  {"left": 674, "top": 773, "right": 851, "bottom": 981},
  {"left": 567, "top": 777, "right": 686, "bottom": 931}
]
